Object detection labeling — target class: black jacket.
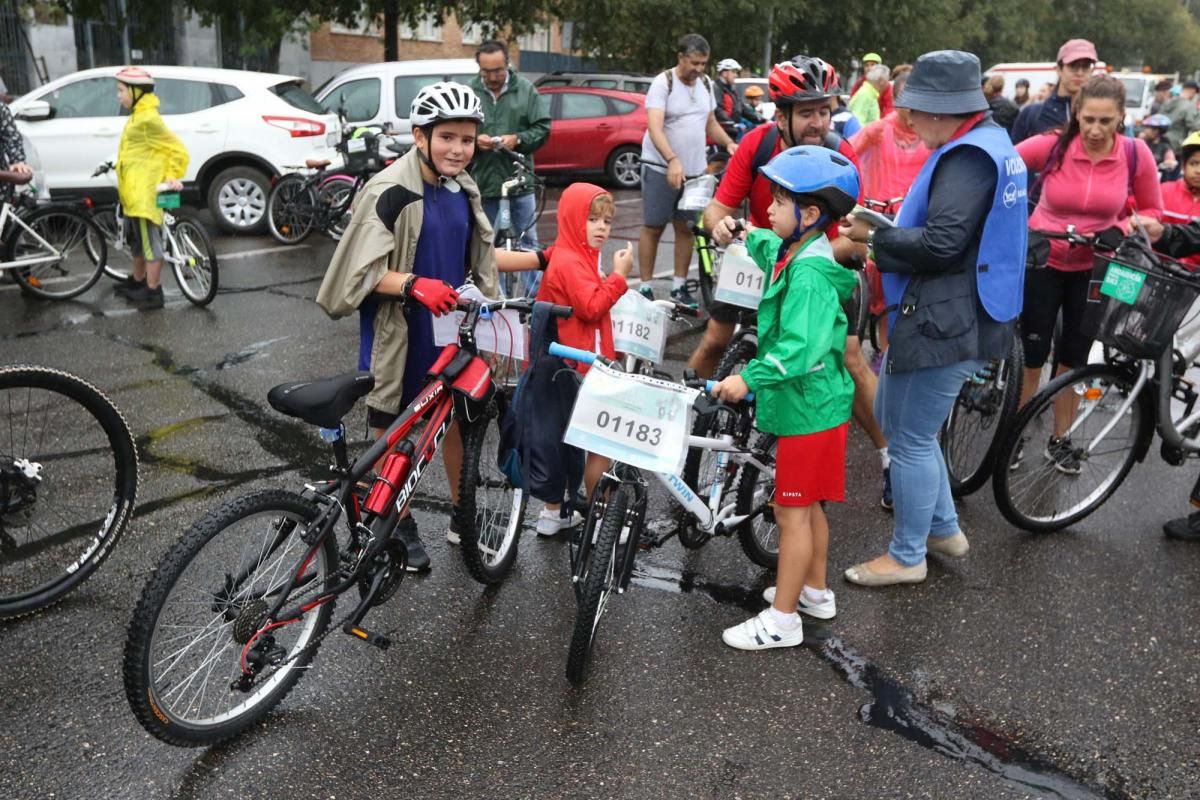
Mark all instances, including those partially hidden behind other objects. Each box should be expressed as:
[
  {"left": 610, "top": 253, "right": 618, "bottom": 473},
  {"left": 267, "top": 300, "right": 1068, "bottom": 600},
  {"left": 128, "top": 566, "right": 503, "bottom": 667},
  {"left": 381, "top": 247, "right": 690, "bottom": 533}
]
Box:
[
  {"left": 713, "top": 79, "right": 746, "bottom": 136},
  {"left": 1157, "top": 221, "right": 1200, "bottom": 259},
  {"left": 873, "top": 119, "right": 1016, "bottom": 373}
]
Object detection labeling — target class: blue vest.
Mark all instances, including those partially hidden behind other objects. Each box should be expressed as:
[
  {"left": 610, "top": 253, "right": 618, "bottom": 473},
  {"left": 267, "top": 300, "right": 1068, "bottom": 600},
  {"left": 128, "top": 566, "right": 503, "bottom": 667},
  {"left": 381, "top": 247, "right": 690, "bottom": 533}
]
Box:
[{"left": 884, "top": 125, "right": 1028, "bottom": 324}]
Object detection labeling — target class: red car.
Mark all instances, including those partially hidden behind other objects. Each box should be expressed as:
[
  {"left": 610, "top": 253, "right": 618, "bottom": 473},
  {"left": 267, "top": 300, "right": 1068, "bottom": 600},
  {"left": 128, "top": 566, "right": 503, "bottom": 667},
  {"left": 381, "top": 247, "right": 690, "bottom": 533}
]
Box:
[{"left": 536, "top": 86, "right": 646, "bottom": 189}]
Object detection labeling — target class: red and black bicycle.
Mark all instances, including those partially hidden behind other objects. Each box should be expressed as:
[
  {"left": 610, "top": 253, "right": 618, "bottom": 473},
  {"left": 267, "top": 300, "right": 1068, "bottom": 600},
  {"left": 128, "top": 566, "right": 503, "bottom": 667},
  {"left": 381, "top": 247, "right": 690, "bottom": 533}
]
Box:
[{"left": 122, "top": 297, "right": 571, "bottom": 747}]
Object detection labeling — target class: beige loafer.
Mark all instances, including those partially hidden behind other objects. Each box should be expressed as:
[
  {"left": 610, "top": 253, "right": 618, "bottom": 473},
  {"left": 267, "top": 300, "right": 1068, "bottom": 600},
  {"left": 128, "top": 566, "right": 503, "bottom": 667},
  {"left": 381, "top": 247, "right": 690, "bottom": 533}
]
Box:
[
  {"left": 844, "top": 559, "right": 927, "bottom": 586},
  {"left": 926, "top": 531, "right": 969, "bottom": 558}
]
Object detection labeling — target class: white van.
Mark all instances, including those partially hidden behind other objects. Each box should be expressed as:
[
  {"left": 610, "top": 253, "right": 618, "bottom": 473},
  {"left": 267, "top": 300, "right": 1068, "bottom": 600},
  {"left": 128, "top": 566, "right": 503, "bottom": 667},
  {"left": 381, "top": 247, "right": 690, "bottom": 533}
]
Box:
[{"left": 315, "top": 59, "right": 480, "bottom": 146}]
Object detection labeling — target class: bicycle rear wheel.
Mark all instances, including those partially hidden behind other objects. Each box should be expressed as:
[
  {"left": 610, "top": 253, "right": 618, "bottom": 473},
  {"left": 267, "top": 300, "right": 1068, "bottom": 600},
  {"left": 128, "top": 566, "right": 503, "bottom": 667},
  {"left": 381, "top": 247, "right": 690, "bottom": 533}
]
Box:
[
  {"left": 566, "top": 486, "right": 628, "bottom": 686},
  {"left": 992, "top": 364, "right": 1148, "bottom": 532},
  {"left": 265, "top": 174, "right": 317, "bottom": 245},
  {"left": 87, "top": 207, "right": 133, "bottom": 282},
  {"left": 734, "top": 433, "right": 779, "bottom": 568},
  {"left": 318, "top": 174, "right": 357, "bottom": 241},
  {"left": 6, "top": 207, "right": 106, "bottom": 300},
  {"left": 0, "top": 366, "right": 138, "bottom": 618},
  {"left": 170, "top": 214, "right": 219, "bottom": 306},
  {"left": 458, "top": 397, "right": 526, "bottom": 585},
  {"left": 941, "top": 333, "right": 1024, "bottom": 497},
  {"left": 123, "top": 489, "right": 336, "bottom": 747}
]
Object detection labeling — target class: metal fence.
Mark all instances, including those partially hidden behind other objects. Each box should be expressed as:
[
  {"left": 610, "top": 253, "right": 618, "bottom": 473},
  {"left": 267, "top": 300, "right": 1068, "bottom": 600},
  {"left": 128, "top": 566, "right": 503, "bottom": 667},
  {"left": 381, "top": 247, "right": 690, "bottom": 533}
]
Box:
[
  {"left": 0, "top": 0, "right": 33, "bottom": 95},
  {"left": 74, "top": 0, "right": 176, "bottom": 69}
]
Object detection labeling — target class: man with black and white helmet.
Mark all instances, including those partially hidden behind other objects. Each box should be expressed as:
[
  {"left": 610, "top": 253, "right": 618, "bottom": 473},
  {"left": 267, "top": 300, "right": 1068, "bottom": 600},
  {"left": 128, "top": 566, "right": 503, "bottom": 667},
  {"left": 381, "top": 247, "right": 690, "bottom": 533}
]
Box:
[
  {"left": 713, "top": 57, "right": 746, "bottom": 139},
  {"left": 318, "top": 81, "right": 539, "bottom": 570}
]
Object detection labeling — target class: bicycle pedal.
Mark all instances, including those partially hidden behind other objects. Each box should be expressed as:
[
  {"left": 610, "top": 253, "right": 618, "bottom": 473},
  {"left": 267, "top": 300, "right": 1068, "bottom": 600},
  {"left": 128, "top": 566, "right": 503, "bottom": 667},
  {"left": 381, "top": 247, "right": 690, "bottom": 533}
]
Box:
[{"left": 343, "top": 624, "right": 391, "bottom": 650}]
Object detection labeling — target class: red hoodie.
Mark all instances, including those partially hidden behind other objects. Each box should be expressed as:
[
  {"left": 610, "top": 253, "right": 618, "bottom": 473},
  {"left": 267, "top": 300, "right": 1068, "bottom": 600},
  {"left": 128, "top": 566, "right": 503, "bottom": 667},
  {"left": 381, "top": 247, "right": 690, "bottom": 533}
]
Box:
[{"left": 537, "top": 182, "right": 628, "bottom": 372}]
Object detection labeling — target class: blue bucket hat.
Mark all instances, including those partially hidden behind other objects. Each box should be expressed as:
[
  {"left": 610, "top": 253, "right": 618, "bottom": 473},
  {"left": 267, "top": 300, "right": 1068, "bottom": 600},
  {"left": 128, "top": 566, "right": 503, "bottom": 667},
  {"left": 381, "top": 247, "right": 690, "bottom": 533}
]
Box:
[{"left": 895, "top": 50, "right": 989, "bottom": 115}]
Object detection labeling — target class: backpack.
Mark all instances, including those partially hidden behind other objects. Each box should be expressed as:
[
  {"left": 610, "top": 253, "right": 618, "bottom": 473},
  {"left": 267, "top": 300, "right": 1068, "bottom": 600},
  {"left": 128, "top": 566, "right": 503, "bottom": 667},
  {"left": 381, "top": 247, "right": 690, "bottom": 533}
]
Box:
[
  {"left": 497, "top": 303, "right": 585, "bottom": 508},
  {"left": 749, "top": 126, "right": 846, "bottom": 178},
  {"left": 663, "top": 68, "right": 712, "bottom": 97}
]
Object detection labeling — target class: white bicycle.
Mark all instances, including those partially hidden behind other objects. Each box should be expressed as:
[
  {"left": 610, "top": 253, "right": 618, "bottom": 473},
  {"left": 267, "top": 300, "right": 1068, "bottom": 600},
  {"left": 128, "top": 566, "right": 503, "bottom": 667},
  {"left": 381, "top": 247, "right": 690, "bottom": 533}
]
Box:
[
  {"left": 88, "top": 161, "right": 219, "bottom": 306},
  {"left": 1, "top": 170, "right": 108, "bottom": 300}
]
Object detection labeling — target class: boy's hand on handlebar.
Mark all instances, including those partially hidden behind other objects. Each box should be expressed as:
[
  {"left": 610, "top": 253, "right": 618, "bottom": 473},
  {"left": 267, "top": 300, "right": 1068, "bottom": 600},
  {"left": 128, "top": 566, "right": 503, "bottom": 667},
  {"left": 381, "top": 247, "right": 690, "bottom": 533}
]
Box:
[
  {"left": 1132, "top": 214, "right": 1165, "bottom": 243},
  {"left": 612, "top": 243, "right": 634, "bottom": 277},
  {"left": 409, "top": 277, "right": 460, "bottom": 316},
  {"left": 710, "top": 375, "right": 750, "bottom": 403}
]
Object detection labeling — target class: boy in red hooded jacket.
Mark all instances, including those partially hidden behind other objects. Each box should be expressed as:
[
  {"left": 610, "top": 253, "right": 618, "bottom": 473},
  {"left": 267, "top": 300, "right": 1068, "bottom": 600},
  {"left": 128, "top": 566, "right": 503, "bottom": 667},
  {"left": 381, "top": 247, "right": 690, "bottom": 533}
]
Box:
[{"left": 535, "top": 182, "right": 634, "bottom": 534}]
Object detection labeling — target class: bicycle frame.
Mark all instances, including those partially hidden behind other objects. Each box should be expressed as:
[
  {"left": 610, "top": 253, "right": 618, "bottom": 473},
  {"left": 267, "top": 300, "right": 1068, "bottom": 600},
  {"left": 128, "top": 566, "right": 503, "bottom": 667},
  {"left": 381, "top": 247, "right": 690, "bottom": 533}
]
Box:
[
  {"left": 0, "top": 201, "right": 64, "bottom": 272},
  {"left": 109, "top": 203, "right": 181, "bottom": 265},
  {"left": 653, "top": 432, "right": 773, "bottom": 535}
]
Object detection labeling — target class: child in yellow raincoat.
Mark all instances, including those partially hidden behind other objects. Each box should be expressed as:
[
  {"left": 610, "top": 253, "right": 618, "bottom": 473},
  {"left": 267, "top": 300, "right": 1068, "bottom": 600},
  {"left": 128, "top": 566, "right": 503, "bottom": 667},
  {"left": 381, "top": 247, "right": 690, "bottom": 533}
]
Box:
[{"left": 113, "top": 66, "right": 189, "bottom": 309}]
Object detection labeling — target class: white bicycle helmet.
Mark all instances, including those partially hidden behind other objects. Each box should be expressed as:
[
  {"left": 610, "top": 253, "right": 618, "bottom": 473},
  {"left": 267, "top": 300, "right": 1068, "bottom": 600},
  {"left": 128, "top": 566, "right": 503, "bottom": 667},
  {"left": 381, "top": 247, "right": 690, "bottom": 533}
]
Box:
[
  {"left": 716, "top": 58, "right": 742, "bottom": 73},
  {"left": 410, "top": 81, "right": 484, "bottom": 127}
]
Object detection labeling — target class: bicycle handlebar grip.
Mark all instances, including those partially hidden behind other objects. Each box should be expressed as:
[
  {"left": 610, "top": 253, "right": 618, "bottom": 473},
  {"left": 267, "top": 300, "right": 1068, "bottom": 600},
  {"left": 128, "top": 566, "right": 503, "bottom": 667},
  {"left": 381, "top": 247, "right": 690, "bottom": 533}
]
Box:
[
  {"left": 546, "top": 303, "right": 573, "bottom": 319},
  {"left": 548, "top": 343, "right": 597, "bottom": 364},
  {"left": 705, "top": 379, "right": 755, "bottom": 403},
  {"left": 673, "top": 303, "right": 701, "bottom": 318}
]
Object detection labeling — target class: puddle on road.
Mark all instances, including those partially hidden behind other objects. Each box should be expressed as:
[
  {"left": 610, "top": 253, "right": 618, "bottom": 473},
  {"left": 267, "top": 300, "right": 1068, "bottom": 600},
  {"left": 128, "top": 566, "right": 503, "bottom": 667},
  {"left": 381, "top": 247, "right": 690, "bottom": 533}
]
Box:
[{"left": 630, "top": 563, "right": 1126, "bottom": 800}]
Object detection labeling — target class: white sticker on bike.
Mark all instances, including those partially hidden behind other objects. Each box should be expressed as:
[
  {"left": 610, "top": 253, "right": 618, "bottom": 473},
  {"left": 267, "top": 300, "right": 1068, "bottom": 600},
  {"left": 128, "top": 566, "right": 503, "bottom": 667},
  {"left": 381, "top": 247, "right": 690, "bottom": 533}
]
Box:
[
  {"left": 714, "top": 242, "right": 765, "bottom": 309},
  {"left": 432, "top": 284, "right": 528, "bottom": 360},
  {"left": 563, "top": 362, "right": 698, "bottom": 475},
  {"left": 609, "top": 290, "right": 669, "bottom": 364}
]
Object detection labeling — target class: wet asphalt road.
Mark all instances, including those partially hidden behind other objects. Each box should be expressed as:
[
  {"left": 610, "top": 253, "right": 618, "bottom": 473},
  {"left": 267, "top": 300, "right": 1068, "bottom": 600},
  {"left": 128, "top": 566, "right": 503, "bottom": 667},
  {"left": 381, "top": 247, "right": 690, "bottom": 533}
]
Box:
[{"left": 2, "top": 189, "right": 1200, "bottom": 800}]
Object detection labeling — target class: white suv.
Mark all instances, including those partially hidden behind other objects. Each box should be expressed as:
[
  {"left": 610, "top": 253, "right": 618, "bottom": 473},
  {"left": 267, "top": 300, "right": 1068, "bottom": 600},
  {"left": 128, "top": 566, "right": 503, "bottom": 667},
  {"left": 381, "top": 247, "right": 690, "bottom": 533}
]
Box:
[
  {"left": 11, "top": 65, "right": 341, "bottom": 234},
  {"left": 315, "top": 59, "right": 480, "bottom": 146}
]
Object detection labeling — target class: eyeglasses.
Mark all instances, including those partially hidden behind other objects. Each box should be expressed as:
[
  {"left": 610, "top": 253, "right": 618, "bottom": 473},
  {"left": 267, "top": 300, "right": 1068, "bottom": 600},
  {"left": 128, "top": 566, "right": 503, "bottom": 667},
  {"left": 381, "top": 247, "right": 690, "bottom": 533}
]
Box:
[
  {"left": 1060, "top": 61, "right": 1095, "bottom": 73},
  {"left": 479, "top": 66, "right": 507, "bottom": 75}
]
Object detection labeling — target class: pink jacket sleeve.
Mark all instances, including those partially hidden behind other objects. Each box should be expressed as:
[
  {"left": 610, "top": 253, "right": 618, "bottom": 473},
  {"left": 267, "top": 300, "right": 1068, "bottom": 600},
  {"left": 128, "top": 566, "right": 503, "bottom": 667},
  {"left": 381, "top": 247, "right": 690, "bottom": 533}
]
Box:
[
  {"left": 1015, "top": 132, "right": 1057, "bottom": 172},
  {"left": 1129, "top": 137, "right": 1163, "bottom": 220}
]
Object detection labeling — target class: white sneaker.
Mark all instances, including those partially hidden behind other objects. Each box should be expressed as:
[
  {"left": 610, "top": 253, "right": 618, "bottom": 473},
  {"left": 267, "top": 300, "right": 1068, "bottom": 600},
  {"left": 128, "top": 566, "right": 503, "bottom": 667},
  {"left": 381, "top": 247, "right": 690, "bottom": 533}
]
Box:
[
  {"left": 536, "top": 508, "right": 583, "bottom": 537},
  {"left": 722, "top": 609, "right": 804, "bottom": 650},
  {"left": 446, "top": 509, "right": 462, "bottom": 545},
  {"left": 762, "top": 586, "right": 837, "bottom": 620}
]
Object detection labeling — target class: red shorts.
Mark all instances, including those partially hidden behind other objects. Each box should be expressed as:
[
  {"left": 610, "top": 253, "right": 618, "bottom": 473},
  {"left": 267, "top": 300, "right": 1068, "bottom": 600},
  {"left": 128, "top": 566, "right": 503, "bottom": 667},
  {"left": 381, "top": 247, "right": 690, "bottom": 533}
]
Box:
[{"left": 774, "top": 423, "right": 848, "bottom": 507}]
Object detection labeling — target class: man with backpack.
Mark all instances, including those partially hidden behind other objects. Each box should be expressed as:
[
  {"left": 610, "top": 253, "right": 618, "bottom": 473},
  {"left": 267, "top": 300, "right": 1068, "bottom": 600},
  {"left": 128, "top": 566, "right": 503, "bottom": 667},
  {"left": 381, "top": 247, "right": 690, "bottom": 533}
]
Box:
[{"left": 638, "top": 33, "right": 738, "bottom": 306}]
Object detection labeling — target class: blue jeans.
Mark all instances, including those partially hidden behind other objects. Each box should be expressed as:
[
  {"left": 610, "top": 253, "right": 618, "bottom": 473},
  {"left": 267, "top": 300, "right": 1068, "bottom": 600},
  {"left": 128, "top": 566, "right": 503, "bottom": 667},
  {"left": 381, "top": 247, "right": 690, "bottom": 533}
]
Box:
[
  {"left": 875, "top": 357, "right": 985, "bottom": 566},
  {"left": 483, "top": 193, "right": 541, "bottom": 298}
]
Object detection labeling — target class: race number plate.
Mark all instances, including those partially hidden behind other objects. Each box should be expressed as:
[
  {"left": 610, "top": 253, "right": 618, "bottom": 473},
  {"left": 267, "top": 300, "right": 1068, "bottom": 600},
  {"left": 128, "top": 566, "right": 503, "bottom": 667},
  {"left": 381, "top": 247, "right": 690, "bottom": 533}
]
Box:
[
  {"left": 432, "top": 284, "right": 528, "bottom": 360},
  {"left": 563, "top": 362, "right": 698, "bottom": 474},
  {"left": 610, "top": 290, "right": 668, "bottom": 364},
  {"left": 713, "top": 243, "right": 765, "bottom": 309}
]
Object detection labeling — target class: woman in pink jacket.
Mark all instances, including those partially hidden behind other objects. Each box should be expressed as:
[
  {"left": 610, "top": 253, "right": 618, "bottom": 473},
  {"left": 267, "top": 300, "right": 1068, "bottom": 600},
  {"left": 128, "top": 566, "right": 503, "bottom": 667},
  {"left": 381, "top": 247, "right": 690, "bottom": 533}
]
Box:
[{"left": 1015, "top": 75, "right": 1162, "bottom": 473}]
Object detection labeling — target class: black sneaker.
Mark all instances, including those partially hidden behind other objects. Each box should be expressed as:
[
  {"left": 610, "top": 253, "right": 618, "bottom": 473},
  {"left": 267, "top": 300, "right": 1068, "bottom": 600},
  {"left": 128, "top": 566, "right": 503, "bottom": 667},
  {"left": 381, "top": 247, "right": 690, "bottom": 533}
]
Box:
[
  {"left": 446, "top": 505, "right": 462, "bottom": 545},
  {"left": 1163, "top": 510, "right": 1200, "bottom": 541},
  {"left": 1044, "top": 436, "right": 1082, "bottom": 475},
  {"left": 114, "top": 277, "right": 145, "bottom": 297},
  {"left": 670, "top": 286, "right": 698, "bottom": 308},
  {"left": 126, "top": 283, "right": 164, "bottom": 309},
  {"left": 638, "top": 285, "right": 655, "bottom": 301},
  {"left": 396, "top": 516, "right": 431, "bottom": 573}
]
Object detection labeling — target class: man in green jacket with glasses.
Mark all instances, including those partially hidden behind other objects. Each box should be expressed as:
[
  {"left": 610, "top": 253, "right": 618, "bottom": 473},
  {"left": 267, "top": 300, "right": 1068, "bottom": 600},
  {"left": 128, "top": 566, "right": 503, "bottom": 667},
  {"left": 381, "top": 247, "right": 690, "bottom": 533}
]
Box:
[{"left": 468, "top": 39, "right": 552, "bottom": 296}]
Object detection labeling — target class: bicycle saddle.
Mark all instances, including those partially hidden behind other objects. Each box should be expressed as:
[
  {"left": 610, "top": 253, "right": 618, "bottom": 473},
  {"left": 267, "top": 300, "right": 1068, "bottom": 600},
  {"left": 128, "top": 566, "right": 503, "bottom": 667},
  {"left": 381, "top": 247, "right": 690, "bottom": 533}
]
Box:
[
  {"left": 0, "top": 170, "right": 34, "bottom": 185},
  {"left": 305, "top": 158, "right": 332, "bottom": 169},
  {"left": 268, "top": 372, "right": 375, "bottom": 429}
]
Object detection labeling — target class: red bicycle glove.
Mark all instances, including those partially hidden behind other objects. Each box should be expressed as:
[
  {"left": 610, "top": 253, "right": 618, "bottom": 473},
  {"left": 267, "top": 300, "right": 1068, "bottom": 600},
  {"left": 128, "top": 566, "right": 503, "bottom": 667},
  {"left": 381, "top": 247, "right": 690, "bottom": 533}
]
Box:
[{"left": 408, "top": 277, "right": 460, "bottom": 316}]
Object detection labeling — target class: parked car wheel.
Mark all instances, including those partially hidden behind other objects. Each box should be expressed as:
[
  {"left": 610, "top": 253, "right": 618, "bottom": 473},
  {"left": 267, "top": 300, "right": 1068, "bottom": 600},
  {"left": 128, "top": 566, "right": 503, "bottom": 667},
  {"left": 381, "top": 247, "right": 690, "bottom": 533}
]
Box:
[
  {"left": 606, "top": 146, "right": 641, "bottom": 189},
  {"left": 208, "top": 166, "right": 271, "bottom": 235}
]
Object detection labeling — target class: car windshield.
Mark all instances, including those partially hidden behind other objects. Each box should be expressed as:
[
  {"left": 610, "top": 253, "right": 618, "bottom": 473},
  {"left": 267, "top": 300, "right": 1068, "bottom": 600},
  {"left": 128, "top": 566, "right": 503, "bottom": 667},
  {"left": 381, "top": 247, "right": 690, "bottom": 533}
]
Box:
[
  {"left": 270, "top": 81, "right": 326, "bottom": 114},
  {"left": 1114, "top": 77, "right": 1145, "bottom": 108}
]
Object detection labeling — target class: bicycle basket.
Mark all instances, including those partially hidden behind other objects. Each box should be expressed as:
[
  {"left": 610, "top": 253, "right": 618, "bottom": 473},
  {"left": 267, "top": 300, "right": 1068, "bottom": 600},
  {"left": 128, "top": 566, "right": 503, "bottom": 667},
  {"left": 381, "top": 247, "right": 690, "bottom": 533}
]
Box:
[
  {"left": 1081, "top": 245, "right": 1200, "bottom": 359},
  {"left": 339, "top": 134, "right": 381, "bottom": 172}
]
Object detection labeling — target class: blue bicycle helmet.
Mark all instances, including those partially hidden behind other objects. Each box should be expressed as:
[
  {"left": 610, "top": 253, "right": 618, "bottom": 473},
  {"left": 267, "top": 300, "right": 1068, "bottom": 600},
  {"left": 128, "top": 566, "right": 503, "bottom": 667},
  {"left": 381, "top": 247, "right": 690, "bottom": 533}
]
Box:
[
  {"left": 760, "top": 145, "right": 861, "bottom": 218},
  {"left": 1142, "top": 113, "right": 1171, "bottom": 130}
]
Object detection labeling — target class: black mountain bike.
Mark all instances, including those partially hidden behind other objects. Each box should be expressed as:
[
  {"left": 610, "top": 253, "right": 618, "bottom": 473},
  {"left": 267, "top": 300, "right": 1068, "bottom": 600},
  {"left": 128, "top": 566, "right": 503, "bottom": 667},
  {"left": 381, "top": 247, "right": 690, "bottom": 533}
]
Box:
[{"left": 123, "top": 298, "right": 571, "bottom": 747}]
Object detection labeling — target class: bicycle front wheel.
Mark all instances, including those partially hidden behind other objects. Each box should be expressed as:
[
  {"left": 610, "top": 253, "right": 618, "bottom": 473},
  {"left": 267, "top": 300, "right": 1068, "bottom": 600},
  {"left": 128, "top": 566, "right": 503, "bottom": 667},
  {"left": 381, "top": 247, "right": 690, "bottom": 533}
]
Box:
[
  {"left": 0, "top": 367, "right": 138, "bottom": 618},
  {"left": 457, "top": 397, "right": 527, "bottom": 585},
  {"left": 266, "top": 174, "right": 317, "bottom": 245},
  {"left": 713, "top": 328, "right": 758, "bottom": 381},
  {"left": 170, "top": 214, "right": 219, "bottom": 306},
  {"left": 735, "top": 432, "right": 779, "bottom": 568},
  {"left": 941, "top": 333, "right": 1024, "bottom": 497},
  {"left": 6, "top": 207, "right": 106, "bottom": 300},
  {"left": 123, "top": 489, "right": 337, "bottom": 747},
  {"left": 992, "top": 364, "right": 1148, "bottom": 533},
  {"left": 566, "top": 486, "right": 628, "bottom": 686}
]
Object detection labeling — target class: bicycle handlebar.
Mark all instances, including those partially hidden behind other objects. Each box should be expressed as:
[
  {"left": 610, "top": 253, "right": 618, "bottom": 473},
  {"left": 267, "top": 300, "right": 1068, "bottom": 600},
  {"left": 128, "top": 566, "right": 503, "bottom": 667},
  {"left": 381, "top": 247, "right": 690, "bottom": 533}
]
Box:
[
  {"left": 546, "top": 343, "right": 755, "bottom": 401},
  {"left": 492, "top": 141, "right": 531, "bottom": 169},
  {"left": 459, "top": 297, "right": 572, "bottom": 319},
  {"left": 692, "top": 219, "right": 745, "bottom": 241},
  {"left": 705, "top": 379, "right": 754, "bottom": 403}
]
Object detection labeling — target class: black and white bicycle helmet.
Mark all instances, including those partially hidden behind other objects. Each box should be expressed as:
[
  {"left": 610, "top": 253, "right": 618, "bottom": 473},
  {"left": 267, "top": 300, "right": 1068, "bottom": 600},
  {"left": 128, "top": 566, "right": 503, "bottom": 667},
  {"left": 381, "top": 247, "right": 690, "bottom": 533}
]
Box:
[{"left": 410, "top": 81, "right": 485, "bottom": 127}]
